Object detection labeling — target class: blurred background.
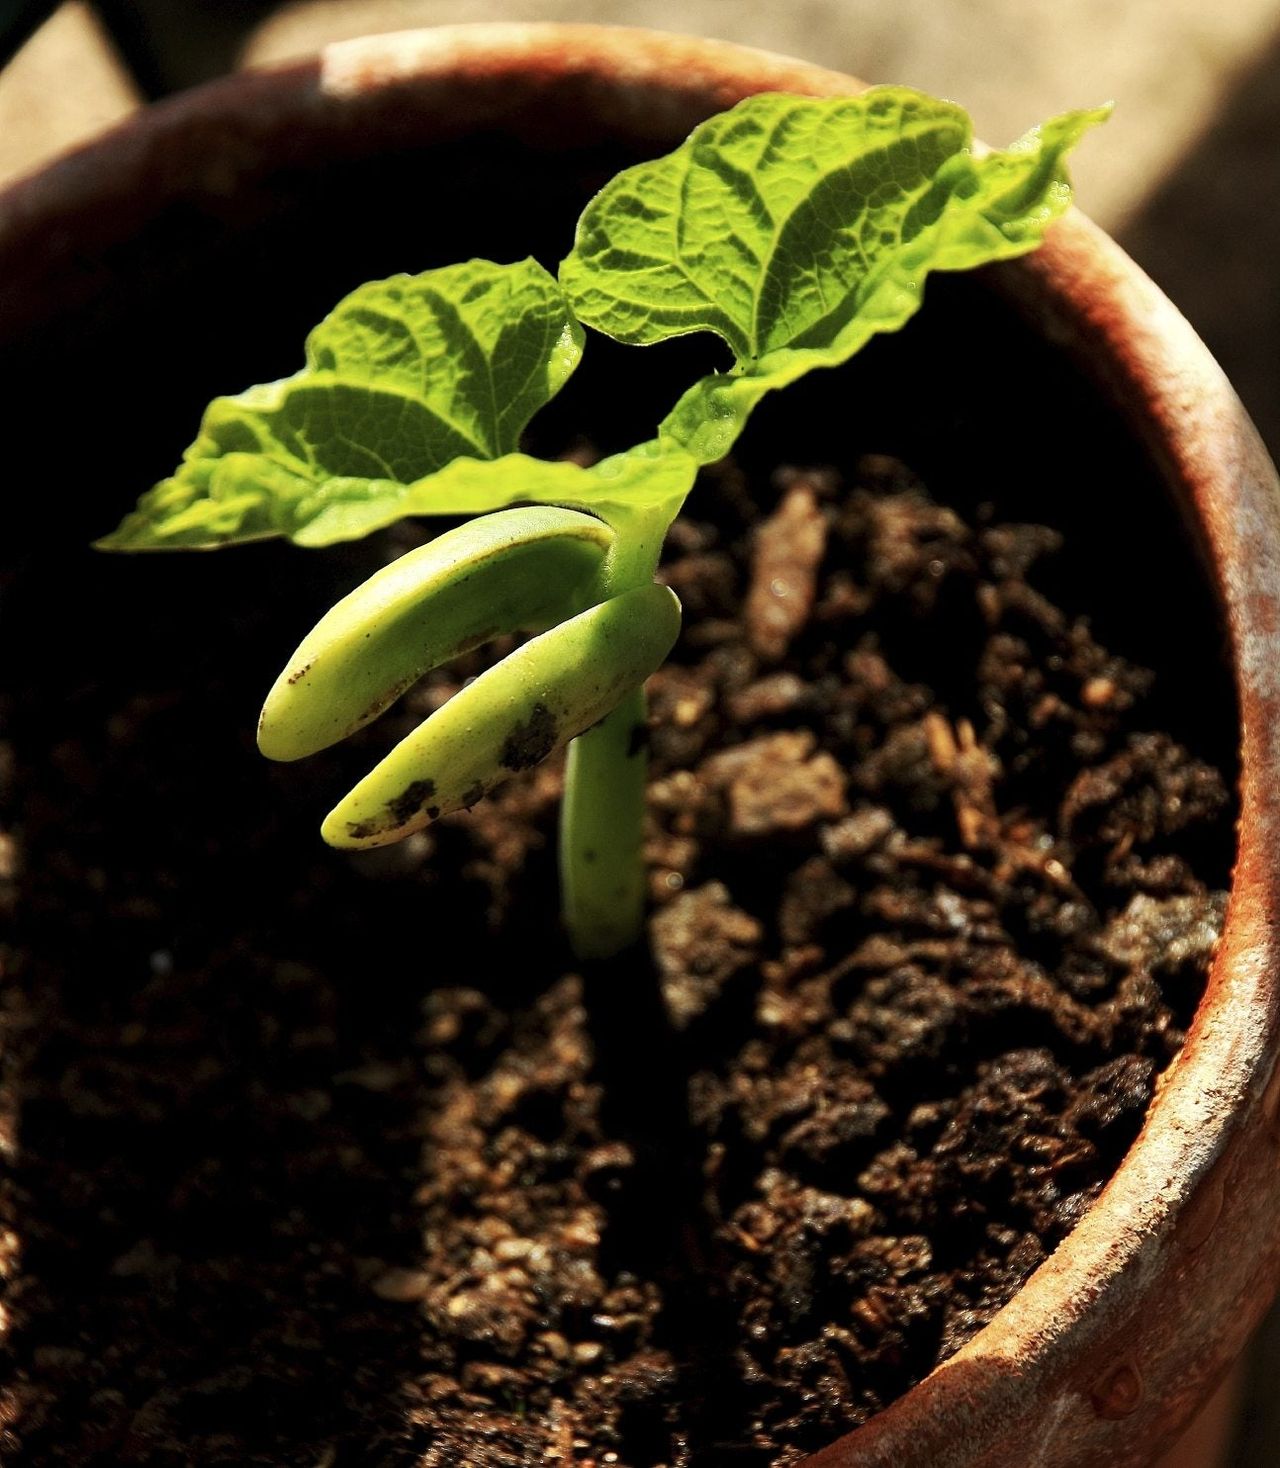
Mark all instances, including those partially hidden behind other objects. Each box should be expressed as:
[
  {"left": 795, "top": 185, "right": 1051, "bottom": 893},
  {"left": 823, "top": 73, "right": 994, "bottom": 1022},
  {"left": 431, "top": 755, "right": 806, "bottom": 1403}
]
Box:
[{"left": 1, "top": 2, "right": 1277, "bottom": 1464}]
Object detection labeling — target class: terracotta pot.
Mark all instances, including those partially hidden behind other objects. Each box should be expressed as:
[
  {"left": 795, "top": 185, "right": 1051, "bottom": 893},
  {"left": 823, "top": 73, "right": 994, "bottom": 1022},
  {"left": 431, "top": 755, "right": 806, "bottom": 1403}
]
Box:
[{"left": 1, "top": 24, "right": 1276, "bottom": 1468}]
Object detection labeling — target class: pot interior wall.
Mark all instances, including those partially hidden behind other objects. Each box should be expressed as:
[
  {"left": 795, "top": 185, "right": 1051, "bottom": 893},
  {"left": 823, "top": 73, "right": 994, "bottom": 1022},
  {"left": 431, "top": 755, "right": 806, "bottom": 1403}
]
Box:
[{"left": 0, "top": 118, "right": 1239, "bottom": 1461}]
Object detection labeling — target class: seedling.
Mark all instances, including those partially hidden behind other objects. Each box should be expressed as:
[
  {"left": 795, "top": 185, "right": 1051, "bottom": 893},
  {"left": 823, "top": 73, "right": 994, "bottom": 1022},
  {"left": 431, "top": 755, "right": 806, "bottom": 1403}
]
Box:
[{"left": 100, "top": 89, "right": 1106, "bottom": 959}]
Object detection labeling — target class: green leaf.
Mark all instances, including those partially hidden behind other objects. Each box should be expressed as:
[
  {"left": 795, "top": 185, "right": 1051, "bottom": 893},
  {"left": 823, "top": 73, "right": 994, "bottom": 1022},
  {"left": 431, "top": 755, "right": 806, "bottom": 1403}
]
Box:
[
  {"left": 97, "top": 258, "right": 584, "bottom": 550},
  {"left": 283, "top": 441, "right": 698, "bottom": 571},
  {"left": 560, "top": 90, "right": 1109, "bottom": 462}
]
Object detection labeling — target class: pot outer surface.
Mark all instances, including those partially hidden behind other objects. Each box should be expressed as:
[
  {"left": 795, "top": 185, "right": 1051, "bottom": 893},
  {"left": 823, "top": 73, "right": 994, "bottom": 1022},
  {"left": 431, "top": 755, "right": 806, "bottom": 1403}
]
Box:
[{"left": 0, "top": 24, "right": 1273, "bottom": 1468}]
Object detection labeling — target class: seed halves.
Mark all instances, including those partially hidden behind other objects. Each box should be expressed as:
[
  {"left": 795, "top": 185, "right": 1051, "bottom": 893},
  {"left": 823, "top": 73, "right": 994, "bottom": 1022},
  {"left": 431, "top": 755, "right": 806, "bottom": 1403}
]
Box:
[
  {"left": 323, "top": 583, "right": 681, "bottom": 848},
  {"left": 258, "top": 505, "right": 614, "bottom": 762}
]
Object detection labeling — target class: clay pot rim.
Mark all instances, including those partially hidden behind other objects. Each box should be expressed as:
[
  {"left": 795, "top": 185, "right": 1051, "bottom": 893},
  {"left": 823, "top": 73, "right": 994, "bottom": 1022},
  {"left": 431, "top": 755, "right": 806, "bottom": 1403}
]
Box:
[{"left": 2, "top": 23, "right": 1277, "bottom": 1468}]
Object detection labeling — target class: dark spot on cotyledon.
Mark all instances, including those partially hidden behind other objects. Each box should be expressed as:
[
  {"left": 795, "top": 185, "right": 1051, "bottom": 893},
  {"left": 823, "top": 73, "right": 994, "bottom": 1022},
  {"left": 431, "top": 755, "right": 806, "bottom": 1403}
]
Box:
[
  {"left": 360, "top": 674, "right": 416, "bottom": 727},
  {"left": 286, "top": 660, "right": 313, "bottom": 686},
  {"left": 500, "top": 702, "right": 559, "bottom": 772},
  {"left": 460, "top": 782, "right": 486, "bottom": 810},
  {"left": 583, "top": 848, "right": 597, "bottom": 864},
  {"left": 449, "top": 627, "right": 497, "bottom": 661},
  {"left": 346, "top": 819, "right": 380, "bottom": 841},
  {"left": 387, "top": 778, "right": 437, "bottom": 825},
  {"left": 627, "top": 722, "right": 649, "bottom": 759}
]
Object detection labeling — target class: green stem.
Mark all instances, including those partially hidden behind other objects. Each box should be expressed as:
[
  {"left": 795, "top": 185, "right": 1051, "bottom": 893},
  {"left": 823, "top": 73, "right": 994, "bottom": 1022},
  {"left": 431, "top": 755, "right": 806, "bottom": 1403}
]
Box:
[
  {"left": 557, "top": 498, "right": 678, "bottom": 960},
  {"left": 560, "top": 684, "right": 649, "bottom": 960}
]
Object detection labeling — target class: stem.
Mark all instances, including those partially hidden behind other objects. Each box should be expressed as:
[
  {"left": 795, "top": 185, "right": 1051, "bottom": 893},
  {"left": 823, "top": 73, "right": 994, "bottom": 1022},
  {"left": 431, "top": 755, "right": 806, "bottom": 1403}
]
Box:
[
  {"left": 560, "top": 684, "right": 649, "bottom": 960},
  {"left": 557, "top": 497, "right": 678, "bottom": 960}
]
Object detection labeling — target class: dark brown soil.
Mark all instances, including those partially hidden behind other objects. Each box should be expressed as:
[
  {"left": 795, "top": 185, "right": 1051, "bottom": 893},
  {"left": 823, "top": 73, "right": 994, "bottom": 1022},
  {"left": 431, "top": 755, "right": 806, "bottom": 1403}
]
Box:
[{"left": 0, "top": 441, "right": 1232, "bottom": 1466}]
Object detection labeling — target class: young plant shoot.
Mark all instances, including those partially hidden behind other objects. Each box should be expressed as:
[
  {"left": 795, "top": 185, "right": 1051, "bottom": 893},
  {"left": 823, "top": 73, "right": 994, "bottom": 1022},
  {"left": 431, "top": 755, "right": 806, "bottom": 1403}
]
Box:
[{"left": 99, "top": 88, "right": 1107, "bottom": 960}]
